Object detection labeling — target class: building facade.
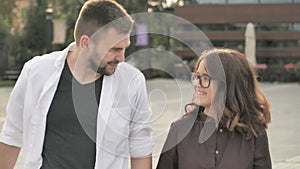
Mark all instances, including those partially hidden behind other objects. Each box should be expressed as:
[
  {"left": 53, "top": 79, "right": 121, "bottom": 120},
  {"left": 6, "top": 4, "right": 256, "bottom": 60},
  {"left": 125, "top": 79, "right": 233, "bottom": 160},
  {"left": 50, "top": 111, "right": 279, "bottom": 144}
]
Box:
[{"left": 172, "top": 0, "right": 300, "bottom": 81}]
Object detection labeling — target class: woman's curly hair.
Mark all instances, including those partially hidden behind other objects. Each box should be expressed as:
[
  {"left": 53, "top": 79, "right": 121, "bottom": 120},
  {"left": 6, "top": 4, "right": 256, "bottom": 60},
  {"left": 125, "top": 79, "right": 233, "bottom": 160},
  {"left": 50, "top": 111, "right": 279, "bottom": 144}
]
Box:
[{"left": 185, "top": 48, "right": 271, "bottom": 140}]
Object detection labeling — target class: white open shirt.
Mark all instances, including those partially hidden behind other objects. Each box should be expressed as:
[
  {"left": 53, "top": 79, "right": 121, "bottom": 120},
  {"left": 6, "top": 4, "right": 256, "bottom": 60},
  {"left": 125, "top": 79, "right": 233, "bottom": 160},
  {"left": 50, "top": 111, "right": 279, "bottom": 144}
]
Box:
[{"left": 0, "top": 43, "right": 153, "bottom": 169}]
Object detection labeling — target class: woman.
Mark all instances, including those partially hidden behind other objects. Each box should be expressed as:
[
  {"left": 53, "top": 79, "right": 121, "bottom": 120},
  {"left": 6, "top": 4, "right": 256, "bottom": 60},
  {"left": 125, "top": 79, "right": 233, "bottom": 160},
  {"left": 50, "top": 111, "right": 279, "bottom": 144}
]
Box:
[{"left": 156, "top": 48, "right": 272, "bottom": 169}]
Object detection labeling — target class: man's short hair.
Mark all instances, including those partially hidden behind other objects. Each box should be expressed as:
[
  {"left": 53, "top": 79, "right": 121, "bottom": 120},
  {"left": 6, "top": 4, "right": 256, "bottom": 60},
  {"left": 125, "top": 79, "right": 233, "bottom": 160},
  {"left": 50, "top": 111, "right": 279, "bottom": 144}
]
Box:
[{"left": 74, "top": 0, "right": 134, "bottom": 45}]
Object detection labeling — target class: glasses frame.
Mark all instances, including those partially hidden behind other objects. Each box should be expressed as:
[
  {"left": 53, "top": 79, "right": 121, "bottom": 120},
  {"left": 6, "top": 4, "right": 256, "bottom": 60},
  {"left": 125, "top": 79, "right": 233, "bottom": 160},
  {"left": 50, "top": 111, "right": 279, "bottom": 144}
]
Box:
[{"left": 191, "top": 73, "right": 212, "bottom": 88}]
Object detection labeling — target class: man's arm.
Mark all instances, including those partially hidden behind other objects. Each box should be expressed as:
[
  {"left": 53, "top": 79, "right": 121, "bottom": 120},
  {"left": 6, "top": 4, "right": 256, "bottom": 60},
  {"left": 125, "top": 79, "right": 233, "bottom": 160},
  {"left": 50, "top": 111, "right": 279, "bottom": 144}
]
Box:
[
  {"left": 0, "top": 142, "right": 21, "bottom": 169},
  {"left": 131, "top": 156, "right": 152, "bottom": 169},
  {"left": 129, "top": 72, "right": 153, "bottom": 169}
]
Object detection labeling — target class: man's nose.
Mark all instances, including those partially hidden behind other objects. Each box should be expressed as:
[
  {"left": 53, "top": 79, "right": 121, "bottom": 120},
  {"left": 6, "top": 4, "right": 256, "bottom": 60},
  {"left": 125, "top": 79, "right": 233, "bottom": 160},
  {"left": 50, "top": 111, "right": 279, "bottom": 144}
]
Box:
[{"left": 115, "top": 50, "right": 125, "bottom": 62}]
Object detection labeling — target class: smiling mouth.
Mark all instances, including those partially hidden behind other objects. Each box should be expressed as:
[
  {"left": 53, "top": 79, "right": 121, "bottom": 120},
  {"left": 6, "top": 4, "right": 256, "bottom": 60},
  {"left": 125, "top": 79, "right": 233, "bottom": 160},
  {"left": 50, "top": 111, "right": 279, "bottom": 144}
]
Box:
[
  {"left": 107, "top": 61, "right": 119, "bottom": 67},
  {"left": 195, "top": 89, "right": 207, "bottom": 96}
]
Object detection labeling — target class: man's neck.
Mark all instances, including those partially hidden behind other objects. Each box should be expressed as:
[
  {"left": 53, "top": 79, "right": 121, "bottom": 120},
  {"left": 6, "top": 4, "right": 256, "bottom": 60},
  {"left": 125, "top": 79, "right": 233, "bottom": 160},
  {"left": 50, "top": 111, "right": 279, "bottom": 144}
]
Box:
[{"left": 66, "top": 49, "right": 102, "bottom": 85}]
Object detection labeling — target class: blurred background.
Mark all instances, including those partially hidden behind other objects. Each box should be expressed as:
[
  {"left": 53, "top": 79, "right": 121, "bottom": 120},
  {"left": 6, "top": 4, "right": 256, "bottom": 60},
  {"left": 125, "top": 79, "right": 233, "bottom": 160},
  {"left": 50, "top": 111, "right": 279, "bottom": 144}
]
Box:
[
  {"left": 1, "top": 1, "right": 300, "bottom": 168},
  {"left": 1, "top": 0, "right": 300, "bottom": 85}
]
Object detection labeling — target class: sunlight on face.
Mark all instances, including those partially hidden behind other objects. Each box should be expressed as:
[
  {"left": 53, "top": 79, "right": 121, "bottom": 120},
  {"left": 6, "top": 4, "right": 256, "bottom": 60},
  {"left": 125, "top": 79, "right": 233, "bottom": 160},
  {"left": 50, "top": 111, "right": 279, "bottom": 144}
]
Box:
[
  {"left": 194, "top": 60, "right": 212, "bottom": 111},
  {"left": 89, "top": 28, "right": 131, "bottom": 75}
]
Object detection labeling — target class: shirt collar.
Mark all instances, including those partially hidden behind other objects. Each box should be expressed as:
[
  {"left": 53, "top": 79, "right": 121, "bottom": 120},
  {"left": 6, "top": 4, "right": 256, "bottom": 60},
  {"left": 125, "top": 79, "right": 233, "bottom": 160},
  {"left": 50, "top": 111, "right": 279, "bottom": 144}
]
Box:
[{"left": 54, "top": 42, "right": 76, "bottom": 70}]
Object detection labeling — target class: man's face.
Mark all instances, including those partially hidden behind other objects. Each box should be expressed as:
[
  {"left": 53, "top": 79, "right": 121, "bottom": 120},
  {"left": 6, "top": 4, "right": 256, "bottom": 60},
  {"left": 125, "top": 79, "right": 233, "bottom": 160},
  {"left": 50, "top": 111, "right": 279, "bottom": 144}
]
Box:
[{"left": 89, "top": 27, "right": 131, "bottom": 75}]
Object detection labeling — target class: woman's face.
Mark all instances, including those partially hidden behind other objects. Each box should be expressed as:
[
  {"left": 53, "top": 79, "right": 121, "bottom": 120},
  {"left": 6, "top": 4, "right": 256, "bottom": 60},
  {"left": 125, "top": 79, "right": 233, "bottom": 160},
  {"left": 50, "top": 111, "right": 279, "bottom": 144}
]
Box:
[{"left": 193, "top": 60, "right": 213, "bottom": 113}]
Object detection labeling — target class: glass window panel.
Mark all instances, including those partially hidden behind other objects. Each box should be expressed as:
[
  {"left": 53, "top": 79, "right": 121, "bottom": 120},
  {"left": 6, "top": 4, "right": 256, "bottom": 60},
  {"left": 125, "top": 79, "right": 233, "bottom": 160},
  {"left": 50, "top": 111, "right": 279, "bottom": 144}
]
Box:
[
  {"left": 293, "top": 23, "right": 300, "bottom": 31},
  {"left": 261, "top": 0, "right": 292, "bottom": 3},
  {"left": 224, "top": 41, "right": 244, "bottom": 49},
  {"left": 197, "top": 24, "right": 226, "bottom": 31},
  {"left": 257, "top": 40, "right": 298, "bottom": 48},
  {"left": 181, "top": 24, "right": 196, "bottom": 31},
  {"left": 256, "top": 57, "right": 268, "bottom": 64},
  {"left": 211, "top": 41, "right": 225, "bottom": 48},
  {"left": 227, "top": 0, "right": 258, "bottom": 4},
  {"left": 257, "top": 23, "right": 291, "bottom": 31},
  {"left": 196, "top": 0, "right": 225, "bottom": 4},
  {"left": 183, "top": 0, "right": 197, "bottom": 5},
  {"left": 227, "top": 23, "right": 247, "bottom": 31}
]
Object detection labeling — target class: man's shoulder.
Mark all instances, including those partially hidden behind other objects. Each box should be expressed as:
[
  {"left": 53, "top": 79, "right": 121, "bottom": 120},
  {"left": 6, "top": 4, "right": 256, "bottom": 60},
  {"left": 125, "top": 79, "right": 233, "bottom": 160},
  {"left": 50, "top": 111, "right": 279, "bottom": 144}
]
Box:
[
  {"left": 117, "top": 62, "right": 144, "bottom": 77},
  {"left": 118, "top": 62, "right": 140, "bottom": 72},
  {"left": 26, "top": 51, "right": 62, "bottom": 65},
  {"left": 23, "top": 50, "right": 64, "bottom": 71}
]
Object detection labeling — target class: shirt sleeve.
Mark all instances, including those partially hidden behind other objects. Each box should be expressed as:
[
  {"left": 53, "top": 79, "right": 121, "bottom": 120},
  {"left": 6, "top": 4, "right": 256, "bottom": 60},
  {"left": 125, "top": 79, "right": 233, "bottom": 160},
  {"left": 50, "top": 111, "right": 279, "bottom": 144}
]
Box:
[
  {"left": 129, "top": 72, "right": 153, "bottom": 157},
  {"left": 156, "top": 124, "right": 178, "bottom": 169},
  {"left": 0, "top": 64, "right": 29, "bottom": 147},
  {"left": 253, "top": 129, "right": 272, "bottom": 169}
]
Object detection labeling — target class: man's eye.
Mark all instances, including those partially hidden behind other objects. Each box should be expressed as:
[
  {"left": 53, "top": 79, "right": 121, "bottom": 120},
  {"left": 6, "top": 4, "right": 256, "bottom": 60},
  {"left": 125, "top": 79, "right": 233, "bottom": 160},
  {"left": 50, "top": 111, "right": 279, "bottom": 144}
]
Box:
[{"left": 111, "top": 48, "right": 122, "bottom": 52}]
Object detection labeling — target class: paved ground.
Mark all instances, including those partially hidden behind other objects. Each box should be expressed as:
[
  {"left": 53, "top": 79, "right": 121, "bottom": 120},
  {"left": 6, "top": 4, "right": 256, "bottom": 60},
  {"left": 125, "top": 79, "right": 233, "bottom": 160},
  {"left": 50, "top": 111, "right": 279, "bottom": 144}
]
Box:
[{"left": 1, "top": 79, "right": 300, "bottom": 168}]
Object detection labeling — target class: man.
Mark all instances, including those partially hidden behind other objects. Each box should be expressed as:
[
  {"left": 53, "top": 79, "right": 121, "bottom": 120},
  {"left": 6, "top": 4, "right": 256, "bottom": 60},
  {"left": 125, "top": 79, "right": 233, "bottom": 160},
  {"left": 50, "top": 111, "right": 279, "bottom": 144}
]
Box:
[{"left": 0, "top": 0, "right": 153, "bottom": 169}]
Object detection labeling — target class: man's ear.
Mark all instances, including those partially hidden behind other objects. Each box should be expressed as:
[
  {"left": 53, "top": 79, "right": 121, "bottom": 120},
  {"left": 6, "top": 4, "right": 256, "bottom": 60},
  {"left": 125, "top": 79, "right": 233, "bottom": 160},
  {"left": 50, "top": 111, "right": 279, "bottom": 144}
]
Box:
[{"left": 80, "top": 35, "right": 90, "bottom": 48}]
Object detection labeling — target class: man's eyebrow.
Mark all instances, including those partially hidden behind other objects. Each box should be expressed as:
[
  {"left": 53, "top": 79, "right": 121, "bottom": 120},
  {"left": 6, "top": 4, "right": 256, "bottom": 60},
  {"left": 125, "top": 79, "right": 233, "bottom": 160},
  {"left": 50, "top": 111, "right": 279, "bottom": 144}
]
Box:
[
  {"left": 111, "top": 47, "right": 123, "bottom": 50},
  {"left": 111, "top": 44, "right": 130, "bottom": 50}
]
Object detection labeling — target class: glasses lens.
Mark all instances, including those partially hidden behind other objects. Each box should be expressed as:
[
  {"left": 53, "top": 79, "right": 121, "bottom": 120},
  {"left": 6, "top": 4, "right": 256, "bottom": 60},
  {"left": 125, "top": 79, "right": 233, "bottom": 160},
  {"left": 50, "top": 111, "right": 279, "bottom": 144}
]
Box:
[
  {"left": 191, "top": 73, "right": 211, "bottom": 88},
  {"left": 256, "top": 75, "right": 262, "bottom": 82},
  {"left": 200, "top": 75, "right": 210, "bottom": 88}
]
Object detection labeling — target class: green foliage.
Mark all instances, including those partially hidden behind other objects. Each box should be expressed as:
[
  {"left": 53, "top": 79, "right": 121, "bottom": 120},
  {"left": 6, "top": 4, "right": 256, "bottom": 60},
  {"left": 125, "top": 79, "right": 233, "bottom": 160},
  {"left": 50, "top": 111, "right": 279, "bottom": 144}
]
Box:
[
  {"left": 1, "top": 0, "right": 182, "bottom": 78},
  {"left": 21, "top": 0, "right": 48, "bottom": 58},
  {"left": 0, "top": 80, "right": 16, "bottom": 87},
  {"left": 54, "top": 0, "right": 85, "bottom": 44},
  {"left": 116, "top": 0, "right": 147, "bottom": 14},
  {"left": 0, "top": 16, "right": 12, "bottom": 77},
  {"left": 0, "top": 0, "right": 16, "bottom": 25},
  {"left": 0, "top": 16, "right": 10, "bottom": 39},
  {"left": 18, "top": 0, "right": 84, "bottom": 60}
]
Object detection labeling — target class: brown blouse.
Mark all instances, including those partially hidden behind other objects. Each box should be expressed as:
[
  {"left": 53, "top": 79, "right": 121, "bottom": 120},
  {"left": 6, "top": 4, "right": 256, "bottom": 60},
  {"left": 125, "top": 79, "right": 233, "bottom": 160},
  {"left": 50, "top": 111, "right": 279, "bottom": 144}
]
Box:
[{"left": 156, "top": 111, "right": 272, "bottom": 169}]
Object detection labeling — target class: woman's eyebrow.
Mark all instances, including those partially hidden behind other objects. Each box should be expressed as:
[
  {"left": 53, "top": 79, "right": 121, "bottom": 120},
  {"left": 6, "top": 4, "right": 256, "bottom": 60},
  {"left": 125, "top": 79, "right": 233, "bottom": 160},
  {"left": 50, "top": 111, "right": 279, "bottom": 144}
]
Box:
[{"left": 195, "top": 72, "right": 209, "bottom": 76}]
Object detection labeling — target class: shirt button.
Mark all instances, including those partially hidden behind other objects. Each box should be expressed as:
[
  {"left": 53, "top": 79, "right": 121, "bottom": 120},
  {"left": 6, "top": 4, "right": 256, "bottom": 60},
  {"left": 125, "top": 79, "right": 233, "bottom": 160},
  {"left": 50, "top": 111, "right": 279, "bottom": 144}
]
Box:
[
  {"left": 219, "top": 128, "right": 223, "bottom": 133},
  {"left": 216, "top": 150, "right": 219, "bottom": 155}
]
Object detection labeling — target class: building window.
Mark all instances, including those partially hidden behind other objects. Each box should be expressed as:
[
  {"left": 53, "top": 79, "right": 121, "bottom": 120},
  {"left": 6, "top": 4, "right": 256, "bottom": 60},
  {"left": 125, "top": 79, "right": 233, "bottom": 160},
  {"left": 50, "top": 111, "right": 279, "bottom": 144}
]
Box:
[
  {"left": 227, "top": 23, "right": 247, "bottom": 31},
  {"left": 257, "top": 40, "right": 298, "bottom": 48},
  {"left": 293, "top": 23, "right": 300, "bottom": 31},
  {"left": 196, "top": 0, "right": 226, "bottom": 4},
  {"left": 224, "top": 41, "right": 244, "bottom": 49},
  {"left": 196, "top": 24, "right": 226, "bottom": 31},
  {"left": 257, "top": 23, "right": 292, "bottom": 31},
  {"left": 260, "top": 0, "right": 292, "bottom": 3},
  {"left": 197, "top": 23, "right": 247, "bottom": 32},
  {"left": 227, "top": 0, "right": 258, "bottom": 4}
]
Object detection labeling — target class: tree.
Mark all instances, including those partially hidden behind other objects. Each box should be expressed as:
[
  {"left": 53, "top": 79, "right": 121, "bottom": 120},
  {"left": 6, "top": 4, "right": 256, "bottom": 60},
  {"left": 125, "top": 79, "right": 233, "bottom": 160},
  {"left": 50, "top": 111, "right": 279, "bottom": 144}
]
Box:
[
  {"left": 0, "top": 16, "right": 11, "bottom": 78},
  {"left": 20, "top": 0, "right": 48, "bottom": 60},
  {"left": 0, "top": 0, "right": 16, "bottom": 26},
  {"left": 0, "top": 0, "right": 16, "bottom": 78},
  {"left": 116, "top": 0, "right": 148, "bottom": 14}
]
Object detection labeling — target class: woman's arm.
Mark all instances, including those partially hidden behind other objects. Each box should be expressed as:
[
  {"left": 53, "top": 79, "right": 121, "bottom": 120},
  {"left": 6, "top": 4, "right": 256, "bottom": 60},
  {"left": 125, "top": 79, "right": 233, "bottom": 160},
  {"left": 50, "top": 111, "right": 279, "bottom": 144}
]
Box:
[{"left": 253, "top": 129, "right": 272, "bottom": 169}]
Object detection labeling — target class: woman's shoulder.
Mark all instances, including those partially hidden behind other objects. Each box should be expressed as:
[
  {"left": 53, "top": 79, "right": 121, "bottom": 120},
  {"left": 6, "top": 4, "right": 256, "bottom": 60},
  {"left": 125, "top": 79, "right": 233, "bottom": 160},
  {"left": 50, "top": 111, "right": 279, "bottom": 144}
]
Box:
[{"left": 169, "top": 112, "right": 198, "bottom": 133}]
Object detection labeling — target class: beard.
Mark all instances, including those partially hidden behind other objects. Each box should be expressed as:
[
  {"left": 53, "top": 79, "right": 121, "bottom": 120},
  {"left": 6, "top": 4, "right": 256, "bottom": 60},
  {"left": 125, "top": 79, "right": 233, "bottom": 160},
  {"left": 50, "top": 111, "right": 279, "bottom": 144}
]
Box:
[
  {"left": 96, "top": 66, "right": 108, "bottom": 75},
  {"left": 91, "top": 59, "right": 119, "bottom": 76},
  {"left": 89, "top": 49, "right": 120, "bottom": 76}
]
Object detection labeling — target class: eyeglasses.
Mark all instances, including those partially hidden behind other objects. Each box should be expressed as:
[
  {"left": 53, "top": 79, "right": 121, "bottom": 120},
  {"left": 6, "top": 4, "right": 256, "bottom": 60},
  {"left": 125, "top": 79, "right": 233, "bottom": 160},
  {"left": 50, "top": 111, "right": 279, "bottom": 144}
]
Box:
[{"left": 191, "top": 73, "right": 212, "bottom": 88}]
